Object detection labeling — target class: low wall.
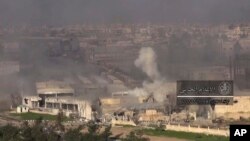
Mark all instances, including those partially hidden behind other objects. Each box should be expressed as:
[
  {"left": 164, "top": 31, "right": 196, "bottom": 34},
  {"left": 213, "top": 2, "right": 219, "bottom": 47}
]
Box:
[
  {"left": 111, "top": 119, "right": 136, "bottom": 126},
  {"left": 165, "top": 124, "right": 229, "bottom": 137}
]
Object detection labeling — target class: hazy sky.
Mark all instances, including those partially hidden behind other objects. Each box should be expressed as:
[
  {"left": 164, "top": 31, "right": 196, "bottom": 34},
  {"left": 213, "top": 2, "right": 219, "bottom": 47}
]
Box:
[{"left": 0, "top": 0, "right": 250, "bottom": 25}]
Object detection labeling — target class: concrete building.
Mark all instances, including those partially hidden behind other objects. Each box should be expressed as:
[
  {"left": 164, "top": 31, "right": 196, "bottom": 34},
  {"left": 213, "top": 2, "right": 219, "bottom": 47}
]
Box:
[
  {"left": 98, "top": 97, "right": 121, "bottom": 114},
  {"left": 45, "top": 97, "right": 92, "bottom": 120},
  {"left": 215, "top": 96, "right": 250, "bottom": 120},
  {"left": 36, "top": 80, "right": 75, "bottom": 107},
  {"left": 138, "top": 109, "right": 168, "bottom": 122},
  {"left": 16, "top": 105, "right": 29, "bottom": 113},
  {"left": 23, "top": 96, "right": 41, "bottom": 108},
  {"left": 98, "top": 93, "right": 167, "bottom": 124},
  {"left": 22, "top": 80, "right": 92, "bottom": 120}
]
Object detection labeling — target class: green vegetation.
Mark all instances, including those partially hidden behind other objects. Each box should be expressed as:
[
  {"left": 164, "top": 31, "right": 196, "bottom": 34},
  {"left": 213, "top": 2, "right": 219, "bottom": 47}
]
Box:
[
  {"left": 141, "top": 128, "right": 229, "bottom": 141},
  {"left": 10, "top": 112, "right": 69, "bottom": 121},
  {"left": 0, "top": 120, "right": 230, "bottom": 141},
  {"left": 0, "top": 114, "right": 64, "bottom": 141},
  {"left": 3, "top": 112, "right": 230, "bottom": 141},
  {"left": 1, "top": 112, "right": 149, "bottom": 141}
]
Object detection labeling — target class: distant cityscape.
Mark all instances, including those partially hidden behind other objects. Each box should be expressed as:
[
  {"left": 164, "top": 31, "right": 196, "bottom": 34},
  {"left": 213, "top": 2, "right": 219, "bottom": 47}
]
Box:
[{"left": 1, "top": 23, "right": 250, "bottom": 140}]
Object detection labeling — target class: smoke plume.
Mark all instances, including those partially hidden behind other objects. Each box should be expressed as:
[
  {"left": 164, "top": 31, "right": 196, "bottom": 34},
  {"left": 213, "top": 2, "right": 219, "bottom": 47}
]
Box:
[
  {"left": 130, "top": 47, "right": 174, "bottom": 102},
  {"left": 135, "top": 47, "right": 160, "bottom": 81}
]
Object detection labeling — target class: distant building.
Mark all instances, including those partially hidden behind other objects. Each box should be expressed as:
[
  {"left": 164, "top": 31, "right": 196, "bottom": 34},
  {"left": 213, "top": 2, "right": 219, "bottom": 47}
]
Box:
[
  {"left": 3, "top": 42, "right": 20, "bottom": 54},
  {"left": 226, "top": 26, "right": 242, "bottom": 40}
]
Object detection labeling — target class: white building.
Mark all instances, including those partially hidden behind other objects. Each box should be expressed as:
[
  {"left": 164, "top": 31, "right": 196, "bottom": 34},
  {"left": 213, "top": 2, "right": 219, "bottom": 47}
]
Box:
[
  {"left": 22, "top": 80, "right": 92, "bottom": 120},
  {"left": 23, "top": 96, "right": 41, "bottom": 108},
  {"left": 16, "top": 105, "right": 29, "bottom": 113},
  {"left": 45, "top": 97, "right": 92, "bottom": 120},
  {"left": 36, "top": 80, "right": 75, "bottom": 107},
  {"left": 226, "top": 26, "right": 242, "bottom": 40}
]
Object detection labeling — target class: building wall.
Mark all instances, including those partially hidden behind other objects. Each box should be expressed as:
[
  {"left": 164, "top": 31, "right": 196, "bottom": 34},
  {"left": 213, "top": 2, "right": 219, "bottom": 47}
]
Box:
[
  {"left": 78, "top": 101, "right": 92, "bottom": 120},
  {"left": 165, "top": 124, "right": 229, "bottom": 136},
  {"left": 22, "top": 96, "right": 41, "bottom": 108},
  {"left": 45, "top": 97, "right": 92, "bottom": 120},
  {"left": 111, "top": 118, "right": 136, "bottom": 126},
  {"left": 138, "top": 110, "right": 168, "bottom": 122},
  {"left": 36, "top": 80, "right": 75, "bottom": 94},
  {"left": 100, "top": 98, "right": 121, "bottom": 105},
  {"left": 17, "top": 106, "right": 29, "bottom": 113},
  {"left": 215, "top": 96, "right": 250, "bottom": 119}
]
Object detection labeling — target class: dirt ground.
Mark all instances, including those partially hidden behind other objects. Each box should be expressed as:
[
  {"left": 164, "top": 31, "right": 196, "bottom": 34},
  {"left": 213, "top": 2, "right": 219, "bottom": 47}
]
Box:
[{"left": 111, "top": 126, "right": 189, "bottom": 141}]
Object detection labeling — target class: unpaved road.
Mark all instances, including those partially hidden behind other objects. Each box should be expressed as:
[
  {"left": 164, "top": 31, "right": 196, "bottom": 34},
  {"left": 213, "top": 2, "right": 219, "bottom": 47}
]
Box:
[{"left": 111, "top": 126, "right": 189, "bottom": 141}]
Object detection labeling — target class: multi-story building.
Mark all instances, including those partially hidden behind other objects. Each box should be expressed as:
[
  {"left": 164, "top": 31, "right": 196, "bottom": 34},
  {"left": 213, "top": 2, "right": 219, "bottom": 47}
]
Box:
[{"left": 22, "top": 80, "right": 92, "bottom": 120}]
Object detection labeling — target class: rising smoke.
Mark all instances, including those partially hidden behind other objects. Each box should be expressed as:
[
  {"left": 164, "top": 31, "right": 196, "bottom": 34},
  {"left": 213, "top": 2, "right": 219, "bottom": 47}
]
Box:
[
  {"left": 133, "top": 47, "right": 213, "bottom": 115},
  {"left": 135, "top": 47, "right": 160, "bottom": 81},
  {"left": 130, "top": 47, "right": 174, "bottom": 102}
]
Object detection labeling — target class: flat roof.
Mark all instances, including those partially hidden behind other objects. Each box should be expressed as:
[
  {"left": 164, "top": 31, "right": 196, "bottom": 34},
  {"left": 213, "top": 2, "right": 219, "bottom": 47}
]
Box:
[
  {"left": 36, "top": 80, "right": 74, "bottom": 94},
  {"left": 45, "top": 96, "right": 88, "bottom": 104},
  {"left": 37, "top": 89, "right": 74, "bottom": 95},
  {"left": 23, "top": 96, "right": 42, "bottom": 101}
]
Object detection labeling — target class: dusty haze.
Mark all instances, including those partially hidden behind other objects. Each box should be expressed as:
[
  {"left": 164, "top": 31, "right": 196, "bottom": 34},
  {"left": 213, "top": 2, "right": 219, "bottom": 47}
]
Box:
[{"left": 1, "top": 0, "right": 250, "bottom": 26}]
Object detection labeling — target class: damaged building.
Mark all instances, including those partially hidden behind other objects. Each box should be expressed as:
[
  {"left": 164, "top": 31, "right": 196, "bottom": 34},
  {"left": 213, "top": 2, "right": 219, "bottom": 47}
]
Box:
[
  {"left": 96, "top": 91, "right": 170, "bottom": 125},
  {"left": 36, "top": 80, "right": 75, "bottom": 107},
  {"left": 22, "top": 80, "right": 92, "bottom": 120}
]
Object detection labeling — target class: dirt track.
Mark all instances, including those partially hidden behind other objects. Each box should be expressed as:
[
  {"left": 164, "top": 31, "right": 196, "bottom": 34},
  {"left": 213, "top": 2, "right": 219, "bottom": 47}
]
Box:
[{"left": 111, "top": 126, "right": 189, "bottom": 141}]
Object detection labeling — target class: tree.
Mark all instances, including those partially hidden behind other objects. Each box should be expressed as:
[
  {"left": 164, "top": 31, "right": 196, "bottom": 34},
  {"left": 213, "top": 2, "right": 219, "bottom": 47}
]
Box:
[
  {"left": 0, "top": 120, "right": 114, "bottom": 141},
  {"left": 20, "top": 121, "right": 33, "bottom": 141},
  {"left": 83, "top": 121, "right": 102, "bottom": 141},
  {"left": 30, "top": 123, "right": 47, "bottom": 141},
  {"left": 54, "top": 111, "right": 65, "bottom": 132},
  {"left": 0, "top": 124, "right": 21, "bottom": 141},
  {"left": 100, "top": 125, "right": 112, "bottom": 141},
  {"left": 22, "top": 116, "right": 60, "bottom": 141},
  {"left": 46, "top": 131, "right": 61, "bottom": 141},
  {"left": 64, "top": 127, "right": 83, "bottom": 141}
]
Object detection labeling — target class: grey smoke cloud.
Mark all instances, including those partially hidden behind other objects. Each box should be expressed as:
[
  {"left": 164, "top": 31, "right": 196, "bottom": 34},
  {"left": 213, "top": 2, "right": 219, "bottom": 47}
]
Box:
[
  {"left": 135, "top": 47, "right": 160, "bottom": 81},
  {"left": 130, "top": 47, "right": 175, "bottom": 102}
]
